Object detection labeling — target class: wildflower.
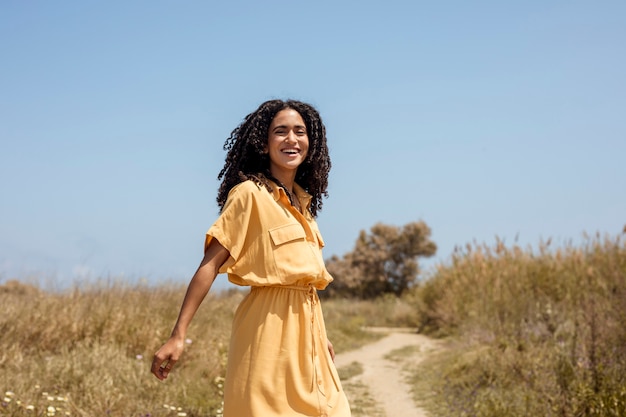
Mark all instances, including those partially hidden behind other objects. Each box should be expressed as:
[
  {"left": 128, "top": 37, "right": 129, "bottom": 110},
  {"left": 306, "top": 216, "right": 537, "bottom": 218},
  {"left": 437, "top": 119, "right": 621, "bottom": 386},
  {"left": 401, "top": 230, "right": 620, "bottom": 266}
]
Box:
[
  {"left": 26, "top": 405, "right": 35, "bottom": 411},
  {"left": 47, "top": 396, "right": 55, "bottom": 401},
  {"left": 163, "top": 404, "right": 170, "bottom": 409},
  {"left": 170, "top": 405, "right": 176, "bottom": 411},
  {"left": 177, "top": 413, "right": 187, "bottom": 417},
  {"left": 3, "top": 397, "right": 11, "bottom": 403},
  {"left": 136, "top": 354, "right": 144, "bottom": 360},
  {"left": 4, "top": 391, "right": 15, "bottom": 397},
  {"left": 185, "top": 338, "right": 193, "bottom": 345}
]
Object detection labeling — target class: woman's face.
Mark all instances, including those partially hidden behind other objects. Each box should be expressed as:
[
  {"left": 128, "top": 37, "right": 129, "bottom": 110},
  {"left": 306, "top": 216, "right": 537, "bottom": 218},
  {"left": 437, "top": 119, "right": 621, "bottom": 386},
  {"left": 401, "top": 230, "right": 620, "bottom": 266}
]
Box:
[{"left": 267, "top": 108, "right": 309, "bottom": 179}]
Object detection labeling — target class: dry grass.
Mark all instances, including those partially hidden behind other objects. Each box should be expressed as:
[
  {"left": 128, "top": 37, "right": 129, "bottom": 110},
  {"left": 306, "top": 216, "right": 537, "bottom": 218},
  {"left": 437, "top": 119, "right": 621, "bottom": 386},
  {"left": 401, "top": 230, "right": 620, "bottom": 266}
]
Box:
[
  {"left": 7, "top": 233, "right": 622, "bottom": 416},
  {"left": 1, "top": 280, "right": 236, "bottom": 416},
  {"left": 0, "top": 280, "right": 388, "bottom": 416},
  {"left": 412, "top": 233, "right": 626, "bottom": 417}
]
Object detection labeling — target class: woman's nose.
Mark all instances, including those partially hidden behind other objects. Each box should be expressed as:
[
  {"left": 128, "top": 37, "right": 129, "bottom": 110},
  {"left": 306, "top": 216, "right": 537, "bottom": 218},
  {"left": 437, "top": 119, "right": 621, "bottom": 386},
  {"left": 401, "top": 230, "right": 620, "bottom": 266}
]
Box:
[{"left": 285, "top": 131, "right": 297, "bottom": 142}]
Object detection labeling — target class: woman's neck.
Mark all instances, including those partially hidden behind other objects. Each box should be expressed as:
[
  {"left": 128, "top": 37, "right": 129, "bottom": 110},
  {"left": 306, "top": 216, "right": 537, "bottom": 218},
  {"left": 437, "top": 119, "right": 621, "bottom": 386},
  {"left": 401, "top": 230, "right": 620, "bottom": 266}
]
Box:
[{"left": 269, "top": 169, "right": 296, "bottom": 193}]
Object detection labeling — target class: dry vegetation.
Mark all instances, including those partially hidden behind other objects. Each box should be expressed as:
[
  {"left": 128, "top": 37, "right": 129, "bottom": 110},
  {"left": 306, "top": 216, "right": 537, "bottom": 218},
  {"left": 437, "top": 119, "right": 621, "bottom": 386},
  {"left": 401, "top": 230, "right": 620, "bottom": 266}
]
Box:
[
  {"left": 3, "top": 232, "right": 624, "bottom": 416},
  {"left": 0, "top": 280, "right": 412, "bottom": 417},
  {"left": 0, "top": 281, "right": 236, "bottom": 417},
  {"left": 412, "top": 233, "right": 626, "bottom": 417}
]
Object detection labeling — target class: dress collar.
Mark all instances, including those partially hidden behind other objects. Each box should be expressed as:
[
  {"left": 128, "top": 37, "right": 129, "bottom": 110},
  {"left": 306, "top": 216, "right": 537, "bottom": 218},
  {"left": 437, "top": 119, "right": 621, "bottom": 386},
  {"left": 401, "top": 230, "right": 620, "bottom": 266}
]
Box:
[{"left": 267, "top": 179, "right": 312, "bottom": 210}]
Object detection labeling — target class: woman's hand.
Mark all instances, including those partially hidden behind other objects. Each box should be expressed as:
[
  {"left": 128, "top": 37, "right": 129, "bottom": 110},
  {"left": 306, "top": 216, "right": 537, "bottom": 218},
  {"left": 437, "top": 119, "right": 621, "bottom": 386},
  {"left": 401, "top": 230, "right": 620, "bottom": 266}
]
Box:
[
  {"left": 327, "top": 339, "right": 336, "bottom": 362},
  {"left": 151, "top": 239, "right": 229, "bottom": 381},
  {"left": 151, "top": 337, "right": 185, "bottom": 381}
]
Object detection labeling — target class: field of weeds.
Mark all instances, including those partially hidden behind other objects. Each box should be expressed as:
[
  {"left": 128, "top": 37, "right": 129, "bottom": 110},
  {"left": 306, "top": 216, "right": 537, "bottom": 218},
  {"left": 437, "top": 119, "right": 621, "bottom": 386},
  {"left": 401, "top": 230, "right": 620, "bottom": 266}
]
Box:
[
  {"left": 0, "top": 281, "right": 235, "bottom": 416},
  {"left": 3, "top": 232, "right": 625, "bottom": 416},
  {"left": 0, "top": 280, "right": 415, "bottom": 416},
  {"left": 412, "top": 233, "right": 626, "bottom": 417}
]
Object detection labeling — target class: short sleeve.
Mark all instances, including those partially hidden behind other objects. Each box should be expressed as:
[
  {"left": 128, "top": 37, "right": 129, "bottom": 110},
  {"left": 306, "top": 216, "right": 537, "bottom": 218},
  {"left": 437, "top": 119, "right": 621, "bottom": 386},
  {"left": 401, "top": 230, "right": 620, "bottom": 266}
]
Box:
[{"left": 205, "top": 183, "right": 256, "bottom": 274}]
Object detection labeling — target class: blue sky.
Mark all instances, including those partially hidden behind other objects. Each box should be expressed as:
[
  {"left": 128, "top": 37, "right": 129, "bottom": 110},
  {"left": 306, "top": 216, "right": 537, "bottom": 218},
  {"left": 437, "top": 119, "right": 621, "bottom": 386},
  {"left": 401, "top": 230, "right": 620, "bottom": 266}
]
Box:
[{"left": 1, "top": 1, "right": 625, "bottom": 290}]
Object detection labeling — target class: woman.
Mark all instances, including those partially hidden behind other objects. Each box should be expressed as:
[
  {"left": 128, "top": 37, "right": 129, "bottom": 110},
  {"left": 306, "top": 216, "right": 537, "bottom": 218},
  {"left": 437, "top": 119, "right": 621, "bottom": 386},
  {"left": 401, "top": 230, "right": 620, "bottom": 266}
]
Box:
[{"left": 151, "top": 99, "right": 351, "bottom": 417}]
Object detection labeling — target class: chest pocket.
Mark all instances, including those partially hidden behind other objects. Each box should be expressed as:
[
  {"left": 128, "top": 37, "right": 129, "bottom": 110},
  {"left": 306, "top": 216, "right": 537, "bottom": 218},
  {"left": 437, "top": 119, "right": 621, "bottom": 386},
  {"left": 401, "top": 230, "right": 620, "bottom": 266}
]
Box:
[
  {"left": 269, "top": 223, "right": 306, "bottom": 245},
  {"left": 268, "top": 223, "right": 319, "bottom": 281}
]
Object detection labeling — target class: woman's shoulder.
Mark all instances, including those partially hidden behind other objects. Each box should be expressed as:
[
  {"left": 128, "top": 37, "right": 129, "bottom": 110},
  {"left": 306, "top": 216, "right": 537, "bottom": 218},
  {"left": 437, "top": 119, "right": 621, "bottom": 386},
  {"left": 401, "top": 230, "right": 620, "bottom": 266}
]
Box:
[
  {"left": 221, "top": 179, "right": 277, "bottom": 216},
  {"left": 229, "top": 179, "right": 262, "bottom": 195},
  {"left": 226, "top": 179, "right": 272, "bottom": 202}
]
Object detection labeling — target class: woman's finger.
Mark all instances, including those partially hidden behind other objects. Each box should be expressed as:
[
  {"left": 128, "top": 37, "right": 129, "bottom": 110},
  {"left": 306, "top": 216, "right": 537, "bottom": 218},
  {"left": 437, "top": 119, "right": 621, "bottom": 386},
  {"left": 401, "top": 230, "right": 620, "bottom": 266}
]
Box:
[
  {"left": 151, "top": 356, "right": 164, "bottom": 379},
  {"left": 151, "top": 355, "right": 176, "bottom": 380},
  {"left": 327, "top": 340, "right": 336, "bottom": 362},
  {"left": 159, "top": 360, "right": 175, "bottom": 379}
]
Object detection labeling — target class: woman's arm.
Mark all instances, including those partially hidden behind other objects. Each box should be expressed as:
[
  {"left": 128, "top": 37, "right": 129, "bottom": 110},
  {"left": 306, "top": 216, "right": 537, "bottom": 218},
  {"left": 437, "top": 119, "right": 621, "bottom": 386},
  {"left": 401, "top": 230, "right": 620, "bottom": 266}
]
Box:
[{"left": 151, "top": 238, "right": 230, "bottom": 380}]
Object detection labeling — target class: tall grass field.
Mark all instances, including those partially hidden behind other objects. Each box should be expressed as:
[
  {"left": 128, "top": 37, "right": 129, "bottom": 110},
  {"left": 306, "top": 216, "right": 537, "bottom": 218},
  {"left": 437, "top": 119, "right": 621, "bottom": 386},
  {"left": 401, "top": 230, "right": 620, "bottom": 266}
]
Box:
[
  {"left": 412, "top": 233, "right": 626, "bottom": 417},
  {"left": 2, "top": 232, "right": 625, "bottom": 416},
  {"left": 0, "top": 279, "right": 410, "bottom": 417}
]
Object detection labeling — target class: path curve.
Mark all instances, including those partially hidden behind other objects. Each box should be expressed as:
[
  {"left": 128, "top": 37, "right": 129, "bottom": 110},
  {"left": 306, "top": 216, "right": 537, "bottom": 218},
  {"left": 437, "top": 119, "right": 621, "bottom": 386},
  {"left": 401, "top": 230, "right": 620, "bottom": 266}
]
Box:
[{"left": 334, "top": 328, "right": 439, "bottom": 417}]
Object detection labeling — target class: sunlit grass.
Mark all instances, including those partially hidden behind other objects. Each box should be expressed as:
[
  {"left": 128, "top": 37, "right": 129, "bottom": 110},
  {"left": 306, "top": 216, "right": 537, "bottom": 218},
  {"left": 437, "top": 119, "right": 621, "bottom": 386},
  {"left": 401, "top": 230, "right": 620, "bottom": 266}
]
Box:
[
  {"left": 412, "top": 233, "right": 626, "bottom": 417},
  {"left": 6, "top": 232, "right": 622, "bottom": 416},
  {"left": 0, "top": 280, "right": 391, "bottom": 416},
  {"left": 1, "top": 280, "right": 235, "bottom": 416}
]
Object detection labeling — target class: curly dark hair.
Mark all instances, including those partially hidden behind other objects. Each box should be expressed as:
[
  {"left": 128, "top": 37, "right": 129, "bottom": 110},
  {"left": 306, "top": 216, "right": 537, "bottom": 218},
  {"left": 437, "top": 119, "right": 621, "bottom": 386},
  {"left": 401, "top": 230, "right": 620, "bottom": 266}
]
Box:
[{"left": 216, "top": 99, "right": 331, "bottom": 217}]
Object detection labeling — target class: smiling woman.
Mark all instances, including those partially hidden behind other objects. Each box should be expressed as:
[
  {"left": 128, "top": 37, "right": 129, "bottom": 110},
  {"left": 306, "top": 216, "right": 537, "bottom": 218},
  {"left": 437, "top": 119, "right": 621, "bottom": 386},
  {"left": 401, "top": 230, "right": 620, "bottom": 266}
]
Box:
[
  {"left": 151, "top": 99, "right": 351, "bottom": 417},
  {"left": 266, "top": 108, "right": 310, "bottom": 212}
]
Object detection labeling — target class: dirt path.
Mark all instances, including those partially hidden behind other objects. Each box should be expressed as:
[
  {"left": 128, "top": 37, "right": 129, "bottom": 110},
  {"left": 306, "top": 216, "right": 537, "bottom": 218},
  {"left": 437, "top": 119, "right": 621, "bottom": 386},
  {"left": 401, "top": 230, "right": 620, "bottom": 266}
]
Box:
[{"left": 334, "top": 328, "right": 439, "bottom": 417}]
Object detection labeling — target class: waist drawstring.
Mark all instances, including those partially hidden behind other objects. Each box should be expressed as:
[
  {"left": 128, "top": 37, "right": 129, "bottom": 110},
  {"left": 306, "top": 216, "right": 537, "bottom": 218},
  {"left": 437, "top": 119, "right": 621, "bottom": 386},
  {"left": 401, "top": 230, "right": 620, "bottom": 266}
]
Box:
[{"left": 308, "top": 286, "right": 318, "bottom": 394}]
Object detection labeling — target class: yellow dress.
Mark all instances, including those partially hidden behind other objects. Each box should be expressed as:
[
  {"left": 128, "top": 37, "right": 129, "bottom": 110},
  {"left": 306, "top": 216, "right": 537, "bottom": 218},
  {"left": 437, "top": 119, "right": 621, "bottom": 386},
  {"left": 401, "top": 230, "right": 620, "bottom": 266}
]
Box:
[{"left": 206, "top": 180, "right": 351, "bottom": 417}]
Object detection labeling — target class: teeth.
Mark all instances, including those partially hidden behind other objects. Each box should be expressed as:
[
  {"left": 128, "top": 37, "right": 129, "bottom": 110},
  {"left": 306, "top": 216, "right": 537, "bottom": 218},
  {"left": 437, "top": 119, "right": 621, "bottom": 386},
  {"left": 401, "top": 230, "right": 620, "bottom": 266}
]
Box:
[{"left": 283, "top": 149, "right": 298, "bottom": 154}]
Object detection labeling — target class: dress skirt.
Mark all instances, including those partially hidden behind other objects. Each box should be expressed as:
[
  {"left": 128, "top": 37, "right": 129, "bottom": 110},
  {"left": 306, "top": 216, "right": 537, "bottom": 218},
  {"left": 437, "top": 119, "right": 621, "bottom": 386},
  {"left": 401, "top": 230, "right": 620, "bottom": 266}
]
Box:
[{"left": 223, "top": 285, "right": 351, "bottom": 417}]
